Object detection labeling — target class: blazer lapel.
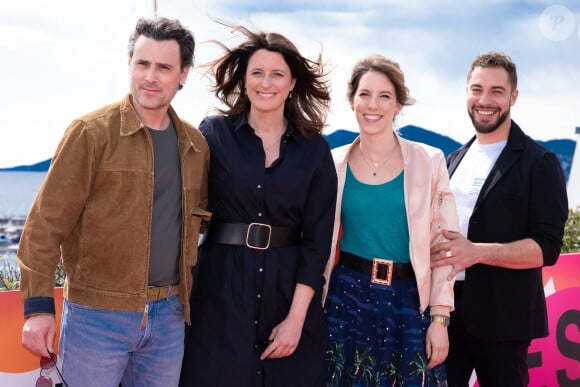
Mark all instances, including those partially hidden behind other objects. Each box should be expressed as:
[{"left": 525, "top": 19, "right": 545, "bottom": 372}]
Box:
[
  {"left": 448, "top": 138, "right": 473, "bottom": 176},
  {"left": 473, "top": 121, "right": 526, "bottom": 211}
]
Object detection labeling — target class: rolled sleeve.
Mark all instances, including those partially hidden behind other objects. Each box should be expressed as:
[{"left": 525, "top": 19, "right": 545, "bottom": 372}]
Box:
[{"left": 529, "top": 152, "right": 568, "bottom": 266}]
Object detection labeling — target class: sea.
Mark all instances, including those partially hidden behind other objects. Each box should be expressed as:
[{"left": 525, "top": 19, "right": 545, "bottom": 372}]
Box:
[
  {"left": 0, "top": 171, "right": 46, "bottom": 273},
  {"left": 0, "top": 171, "right": 47, "bottom": 216}
]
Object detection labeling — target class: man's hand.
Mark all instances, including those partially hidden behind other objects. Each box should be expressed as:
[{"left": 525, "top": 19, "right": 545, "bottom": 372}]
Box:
[
  {"left": 431, "top": 230, "right": 480, "bottom": 281},
  {"left": 22, "top": 314, "right": 56, "bottom": 358}
]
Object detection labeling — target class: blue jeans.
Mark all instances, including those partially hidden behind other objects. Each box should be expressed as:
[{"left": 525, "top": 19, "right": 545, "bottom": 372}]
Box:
[{"left": 59, "top": 294, "right": 185, "bottom": 387}]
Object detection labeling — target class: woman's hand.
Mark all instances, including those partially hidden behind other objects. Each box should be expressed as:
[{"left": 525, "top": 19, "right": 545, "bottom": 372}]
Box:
[
  {"left": 260, "top": 314, "right": 305, "bottom": 360},
  {"left": 425, "top": 321, "right": 449, "bottom": 369},
  {"left": 260, "top": 283, "right": 314, "bottom": 360}
]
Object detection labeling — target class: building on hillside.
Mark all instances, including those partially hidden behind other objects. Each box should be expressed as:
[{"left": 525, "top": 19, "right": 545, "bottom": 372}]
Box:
[{"left": 567, "top": 127, "right": 580, "bottom": 209}]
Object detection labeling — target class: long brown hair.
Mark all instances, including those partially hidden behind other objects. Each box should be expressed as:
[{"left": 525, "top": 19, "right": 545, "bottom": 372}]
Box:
[{"left": 204, "top": 22, "right": 331, "bottom": 136}]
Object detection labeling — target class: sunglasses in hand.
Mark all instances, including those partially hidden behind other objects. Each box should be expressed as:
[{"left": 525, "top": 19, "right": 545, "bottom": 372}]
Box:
[{"left": 36, "top": 352, "right": 69, "bottom": 387}]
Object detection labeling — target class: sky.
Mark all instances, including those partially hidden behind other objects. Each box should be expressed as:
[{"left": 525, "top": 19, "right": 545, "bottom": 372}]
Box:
[{"left": 1, "top": 0, "right": 579, "bottom": 168}]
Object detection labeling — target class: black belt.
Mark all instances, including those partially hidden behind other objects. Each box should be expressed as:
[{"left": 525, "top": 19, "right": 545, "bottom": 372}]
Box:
[
  {"left": 205, "top": 221, "right": 301, "bottom": 250},
  {"left": 339, "top": 251, "right": 415, "bottom": 286}
]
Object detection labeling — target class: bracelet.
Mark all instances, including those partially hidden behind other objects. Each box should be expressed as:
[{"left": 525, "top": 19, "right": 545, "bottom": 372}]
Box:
[{"left": 430, "top": 315, "right": 450, "bottom": 327}]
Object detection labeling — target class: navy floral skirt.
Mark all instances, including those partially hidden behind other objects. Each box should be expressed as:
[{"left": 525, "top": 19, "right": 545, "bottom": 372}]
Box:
[{"left": 324, "top": 265, "right": 447, "bottom": 386}]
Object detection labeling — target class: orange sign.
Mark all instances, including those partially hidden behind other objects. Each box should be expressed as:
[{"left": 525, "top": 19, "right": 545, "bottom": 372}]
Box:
[
  {"left": 1, "top": 255, "right": 579, "bottom": 385},
  {"left": 0, "top": 288, "right": 63, "bottom": 373}
]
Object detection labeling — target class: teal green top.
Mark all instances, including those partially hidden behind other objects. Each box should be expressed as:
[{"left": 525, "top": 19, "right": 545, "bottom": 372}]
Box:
[{"left": 339, "top": 164, "right": 410, "bottom": 263}]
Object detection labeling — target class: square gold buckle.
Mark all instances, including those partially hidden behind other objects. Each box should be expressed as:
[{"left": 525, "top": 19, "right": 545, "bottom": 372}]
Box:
[
  {"left": 371, "top": 258, "right": 393, "bottom": 286},
  {"left": 245, "top": 222, "right": 272, "bottom": 250}
]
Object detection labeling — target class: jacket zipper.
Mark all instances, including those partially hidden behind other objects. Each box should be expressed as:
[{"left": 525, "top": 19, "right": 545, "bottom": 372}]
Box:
[{"left": 140, "top": 302, "right": 149, "bottom": 331}]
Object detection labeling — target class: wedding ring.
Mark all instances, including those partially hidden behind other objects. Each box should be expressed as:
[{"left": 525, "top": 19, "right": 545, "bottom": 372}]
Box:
[{"left": 445, "top": 251, "right": 452, "bottom": 258}]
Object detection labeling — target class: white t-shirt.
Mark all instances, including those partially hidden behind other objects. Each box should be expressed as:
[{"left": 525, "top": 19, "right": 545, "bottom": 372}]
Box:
[{"left": 450, "top": 140, "right": 506, "bottom": 281}]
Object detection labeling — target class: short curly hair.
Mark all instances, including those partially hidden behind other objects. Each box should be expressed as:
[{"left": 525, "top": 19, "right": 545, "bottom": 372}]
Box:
[{"left": 467, "top": 51, "right": 517, "bottom": 90}]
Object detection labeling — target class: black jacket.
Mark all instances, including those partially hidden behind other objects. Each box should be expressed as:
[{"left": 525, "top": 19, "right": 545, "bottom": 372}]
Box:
[{"left": 447, "top": 120, "right": 568, "bottom": 341}]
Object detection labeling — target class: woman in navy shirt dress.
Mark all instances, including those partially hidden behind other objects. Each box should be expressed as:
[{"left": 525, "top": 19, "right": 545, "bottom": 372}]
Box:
[{"left": 179, "top": 24, "right": 337, "bottom": 387}]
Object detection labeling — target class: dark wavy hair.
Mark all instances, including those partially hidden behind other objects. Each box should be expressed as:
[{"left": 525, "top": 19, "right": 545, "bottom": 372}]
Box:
[
  {"left": 347, "top": 54, "right": 415, "bottom": 107},
  {"left": 467, "top": 51, "right": 518, "bottom": 90},
  {"left": 204, "top": 22, "right": 331, "bottom": 136},
  {"left": 128, "top": 17, "right": 195, "bottom": 70}
]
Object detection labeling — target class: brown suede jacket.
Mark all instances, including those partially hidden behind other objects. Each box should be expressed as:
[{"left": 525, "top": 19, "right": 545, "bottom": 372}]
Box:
[{"left": 18, "top": 94, "right": 210, "bottom": 325}]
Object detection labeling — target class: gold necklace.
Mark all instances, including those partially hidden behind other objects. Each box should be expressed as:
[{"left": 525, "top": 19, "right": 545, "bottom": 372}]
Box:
[
  {"left": 264, "top": 137, "right": 281, "bottom": 151},
  {"left": 359, "top": 143, "right": 390, "bottom": 176}
]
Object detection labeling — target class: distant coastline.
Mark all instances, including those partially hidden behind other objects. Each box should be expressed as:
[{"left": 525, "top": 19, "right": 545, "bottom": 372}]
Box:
[
  {"left": 0, "top": 159, "right": 51, "bottom": 172},
  {"left": 1, "top": 125, "right": 575, "bottom": 180}
]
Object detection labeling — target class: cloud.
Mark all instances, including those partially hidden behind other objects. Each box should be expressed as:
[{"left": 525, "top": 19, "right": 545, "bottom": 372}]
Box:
[
  {"left": 0, "top": 0, "right": 578, "bottom": 168},
  {"left": 0, "top": 24, "right": 53, "bottom": 48}
]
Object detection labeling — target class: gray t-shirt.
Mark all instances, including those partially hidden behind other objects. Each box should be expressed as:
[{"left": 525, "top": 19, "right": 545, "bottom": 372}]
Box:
[{"left": 147, "top": 121, "right": 182, "bottom": 286}]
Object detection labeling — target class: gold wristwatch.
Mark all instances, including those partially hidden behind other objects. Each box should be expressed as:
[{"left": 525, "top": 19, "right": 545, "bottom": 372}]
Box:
[{"left": 430, "top": 315, "right": 450, "bottom": 327}]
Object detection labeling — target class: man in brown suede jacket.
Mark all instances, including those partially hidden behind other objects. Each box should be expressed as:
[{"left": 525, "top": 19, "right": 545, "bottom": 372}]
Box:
[{"left": 18, "top": 17, "right": 209, "bottom": 387}]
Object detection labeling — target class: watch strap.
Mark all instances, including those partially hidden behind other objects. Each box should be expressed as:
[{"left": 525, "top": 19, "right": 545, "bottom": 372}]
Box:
[{"left": 430, "top": 314, "right": 450, "bottom": 327}]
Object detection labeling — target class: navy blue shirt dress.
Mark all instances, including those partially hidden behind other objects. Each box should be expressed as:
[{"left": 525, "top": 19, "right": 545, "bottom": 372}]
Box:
[{"left": 180, "top": 113, "right": 337, "bottom": 387}]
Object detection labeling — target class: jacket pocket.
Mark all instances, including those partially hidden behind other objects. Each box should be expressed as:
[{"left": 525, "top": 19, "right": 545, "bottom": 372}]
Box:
[
  {"left": 192, "top": 208, "right": 212, "bottom": 233},
  {"left": 183, "top": 208, "right": 212, "bottom": 267}
]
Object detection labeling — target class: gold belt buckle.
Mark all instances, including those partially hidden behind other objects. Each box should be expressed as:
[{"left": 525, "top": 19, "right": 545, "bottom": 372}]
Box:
[
  {"left": 246, "top": 223, "right": 272, "bottom": 250},
  {"left": 371, "top": 258, "right": 393, "bottom": 286}
]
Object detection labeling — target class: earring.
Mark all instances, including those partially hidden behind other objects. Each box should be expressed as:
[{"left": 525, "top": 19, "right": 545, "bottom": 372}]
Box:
[
  {"left": 178, "top": 84, "right": 184, "bottom": 90},
  {"left": 288, "top": 90, "right": 293, "bottom": 99}
]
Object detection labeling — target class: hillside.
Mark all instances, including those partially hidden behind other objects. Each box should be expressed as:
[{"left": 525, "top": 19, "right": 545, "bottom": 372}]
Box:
[
  {"left": 2, "top": 125, "right": 575, "bottom": 181},
  {"left": 326, "top": 126, "right": 575, "bottom": 181},
  {"left": 325, "top": 126, "right": 462, "bottom": 156},
  {"left": 0, "top": 159, "right": 51, "bottom": 172},
  {"left": 537, "top": 139, "right": 576, "bottom": 182}
]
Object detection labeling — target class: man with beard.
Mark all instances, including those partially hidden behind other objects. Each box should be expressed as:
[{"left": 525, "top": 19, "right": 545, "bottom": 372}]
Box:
[{"left": 430, "top": 51, "right": 568, "bottom": 387}]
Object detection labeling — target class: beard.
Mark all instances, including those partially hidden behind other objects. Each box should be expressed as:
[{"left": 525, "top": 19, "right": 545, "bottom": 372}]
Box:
[
  {"left": 468, "top": 105, "right": 510, "bottom": 134},
  {"left": 131, "top": 82, "right": 177, "bottom": 111},
  {"left": 134, "top": 92, "right": 167, "bottom": 111}
]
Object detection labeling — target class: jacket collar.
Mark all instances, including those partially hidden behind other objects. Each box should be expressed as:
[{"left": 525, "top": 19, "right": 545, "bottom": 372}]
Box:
[
  {"left": 450, "top": 119, "right": 526, "bottom": 210},
  {"left": 476, "top": 120, "right": 525, "bottom": 208},
  {"left": 118, "top": 93, "right": 181, "bottom": 136},
  {"left": 232, "top": 111, "right": 303, "bottom": 145},
  {"left": 119, "top": 94, "right": 146, "bottom": 136},
  {"left": 119, "top": 93, "right": 202, "bottom": 154}
]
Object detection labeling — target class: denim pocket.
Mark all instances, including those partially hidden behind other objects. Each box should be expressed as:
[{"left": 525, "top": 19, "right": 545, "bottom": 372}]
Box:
[{"left": 169, "top": 295, "right": 184, "bottom": 315}]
